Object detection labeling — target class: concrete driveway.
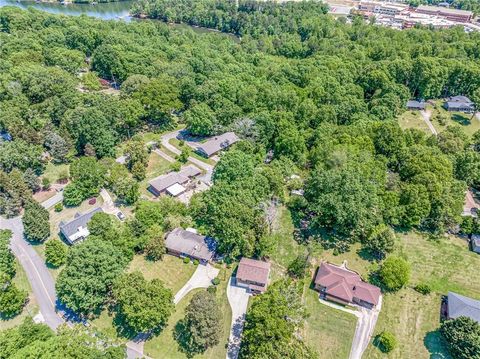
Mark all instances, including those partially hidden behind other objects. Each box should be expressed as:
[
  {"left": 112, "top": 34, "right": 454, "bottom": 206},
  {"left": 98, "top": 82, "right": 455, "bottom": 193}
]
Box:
[
  {"left": 226, "top": 277, "right": 251, "bottom": 359},
  {"left": 174, "top": 263, "right": 219, "bottom": 304},
  {"left": 41, "top": 191, "right": 63, "bottom": 209},
  {"left": 0, "top": 216, "right": 64, "bottom": 330}
]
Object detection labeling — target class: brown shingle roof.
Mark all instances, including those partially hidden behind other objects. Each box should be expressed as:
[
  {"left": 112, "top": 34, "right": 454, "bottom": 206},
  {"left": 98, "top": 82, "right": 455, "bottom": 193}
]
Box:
[
  {"left": 237, "top": 258, "right": 271, "bottom": 286},
  {"left": 315, "top": 262, "right": 381, "bottom": 306},
  {"left": 165, "top": 228, "right": 216, "bottom": 262}
]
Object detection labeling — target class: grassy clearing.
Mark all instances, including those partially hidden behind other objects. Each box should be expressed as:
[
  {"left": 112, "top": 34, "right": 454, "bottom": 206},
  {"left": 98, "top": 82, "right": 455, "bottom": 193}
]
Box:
[
  {"left": 128, "top": 255, "right": 197, "bottom": 294},
  {"left": 398, "top": 110, "right": 431, "bottom": 134},
  {"left": 431, "top": 101, "right": 480, "bottom": 138},
  {"left": 139, "top": 151, "right": 173, "bottom": 198},
  {"left": 0, "top": 260, "right": 39, "bottom": 330},
  {"left": 144, "top": 267, "right": 233, "bottom": 359},
  {"left": 363, "top": 232, "right": 480, "bottom": 358},
  {"left": 42, "top": 162, "right": 70, "bottom": 184},
  {"left": 303, "top": 284, "right": 356, "bottom": 359}
]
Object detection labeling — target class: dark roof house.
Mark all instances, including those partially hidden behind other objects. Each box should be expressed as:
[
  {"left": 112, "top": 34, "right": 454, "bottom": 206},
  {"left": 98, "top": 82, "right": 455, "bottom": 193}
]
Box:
[
  {"left": 406, "top": 100, "right": 426, "bottom": 110},
  {"left": 148, "top": 165, "right": 201, "bottom": 197},
  {"left": 196, "top": 132, "right": 239, "bottom": 158},
  {"left": 447, "top": 292, "right": 480, "bottom": 323},
  {"left": 444, "top": 96, "right": 474, "bottom": 112},
  {"left": 236, "top": 258, "right": 271, "bottom": 294},
  {"left": 165, "top": 228, "right": 216, "bottom": 262},
  {"left": 59, "top": 208, "right": 103, "bottom": 245},
  {"left": 314, "top": 262, "right": 381, "bottom": 309}
]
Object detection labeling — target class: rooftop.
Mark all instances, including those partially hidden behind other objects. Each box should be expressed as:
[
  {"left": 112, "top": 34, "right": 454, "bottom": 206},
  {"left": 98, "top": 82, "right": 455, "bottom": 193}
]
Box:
[
  {"left": 165, "top": 228, "right": 216, "bottom": 262},
  {"left": 448, "top": 292, "right": 480, "bottom": 322},
  {"left": 236, "top": 257, "right": 271, "bottom": 286},
  {"left": 59, "top": 207, "right": 103, "bottom": 243},
  {"left": 196, "top": 132, "right": 239, "bottom": 157},
  {"left": 416, "top": 5, "right": 473, "bottom": 16},
  {"left": 148, "top": 165, "right": 201, "bottom": 194}
]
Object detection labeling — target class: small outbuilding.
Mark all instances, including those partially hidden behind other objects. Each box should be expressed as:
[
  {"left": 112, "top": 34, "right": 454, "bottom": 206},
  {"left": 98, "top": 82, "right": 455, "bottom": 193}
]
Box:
[
  {"left": 165, "top": 228, "right": 216, "bottom": 264},
  {"left": 406, "top": 100, "right": 426, "bottom": 110},
  {"left": 444, "top": 96, "right": 475, "bottom": 113},
  {"left": 59, "top": 208, "right": 103, "bottom": 245},
  {"left": 236, "top": 258, "right": 271, "bottom": 294},
  {"left": 471, "top": 235, "right": 480, "bottom": 254},
  {"left": 196, "top": 132, "right": 239, "bottom": 158}
]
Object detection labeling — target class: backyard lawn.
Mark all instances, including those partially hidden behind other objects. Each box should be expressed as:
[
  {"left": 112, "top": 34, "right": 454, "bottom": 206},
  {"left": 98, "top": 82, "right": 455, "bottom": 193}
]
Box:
[
  {"left": 397, "top": 110, "right": 431, "bottom": 134},
  {"left": 41, "top": 162, "right": 70, "bottom": 184},
  {"left": 128, "top": 255, "right": 197, "bottom": 294},
  {"left": 139, "top": 152, "right": 173, "bottom": 198},
  {"left": 0, "top": 260, "right": 38, "bottom": 330},
  {"left": 144, "top": 267, "right": 233, "bottom": 359},
  {"left": 430, "top": 101, "right": 480, "bottom": 138},
  {"left": 303, "top": 284, "right": 357, "bottom": 359}
]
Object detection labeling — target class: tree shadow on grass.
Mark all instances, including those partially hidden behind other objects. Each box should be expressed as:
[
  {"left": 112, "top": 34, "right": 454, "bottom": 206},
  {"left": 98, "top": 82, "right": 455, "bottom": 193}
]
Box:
[
  {"left": 173, "top": 319, "right": 200, "bottom": 359},
  {"left": 424, "top": 330, "right": 451, "bottom": 359},
  {"left": 451, "top": 114, "right": 471, "bottom": 126}
]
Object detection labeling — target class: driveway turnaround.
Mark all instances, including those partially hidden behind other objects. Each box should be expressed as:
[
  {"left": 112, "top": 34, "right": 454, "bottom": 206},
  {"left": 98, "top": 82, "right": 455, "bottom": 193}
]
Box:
[
  {"left": 226, "top": 277, "right": 251, "bottom": 359},
  {"left": 174, "top": 263, "right": 219, "bottom": 304},
  {"left": 41, "top": 192, "right": 64, "bottom": 210},
  {"left": 318, "top": 296, "right": 382, "bottom": 359},
  {"left": 0, "top": 216, "right": 64, "bottom": 330}
]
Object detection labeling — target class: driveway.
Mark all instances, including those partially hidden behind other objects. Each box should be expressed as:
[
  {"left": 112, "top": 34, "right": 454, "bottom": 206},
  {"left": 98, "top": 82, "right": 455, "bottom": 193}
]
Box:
[
  {"left": 318, "top": 296, "right": 382, "bottom": 359},
  {"left": 174, "top": 263, "right": 219, "bottom": 304},
  {"left": 420, "top": 109, "right": 437, "bottom": 135},
  {"left": 226, "top": 277, "right": 251, "bottom": 359},
  {"left": 0, "top": 216, "right": 64, "bottom": 330}
]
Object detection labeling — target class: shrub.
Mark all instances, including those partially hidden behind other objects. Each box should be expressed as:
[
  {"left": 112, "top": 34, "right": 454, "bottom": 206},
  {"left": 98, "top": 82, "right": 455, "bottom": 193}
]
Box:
[
  {"left": 207, "top": 285, "right": 217, "bottom": 294},
  {"left": 414, "top": 283, "right": 431, "bottom": 295},
  {"left": 379, "top": 256, "right": 410, "bottom": 291},
  {"left": 42, "top": 177, "right": 51, "bottom": 191},
  {"left": 193, "top": 259, "right": 199, "bottom": 266},
  {"left": 45, "top": 240, "right": 67, "bottom": 268},
  {"left": 212, "top": 277, "right": 220, "bottom": 285},
  {"left": 54, "top": 203, "right": 63, "bottom": 212},
  {"left": 287, "top": 254, "right": 309, "bottom": 279},
  {"left": 377, "top": 331, "right": 397, "bottom": 353},
  {"left": 183, "top": 257, "right": 190, "bottom": 264},
  {"left": 170, "top": 162, "right": 181, "bottom": 172}
]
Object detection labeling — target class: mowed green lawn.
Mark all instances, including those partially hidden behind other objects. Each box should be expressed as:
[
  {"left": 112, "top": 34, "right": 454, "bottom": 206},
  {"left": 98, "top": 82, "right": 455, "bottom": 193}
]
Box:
[
  {"left": 303, "top": 284, "right": 357, "bottom": 359},
  {"left": 430, "top": 101, "right": 480, "bottom": 138},
  {"left": 139, "top": 151, "right": 173, "bottom": 199},
  {"left": 144, "top": 267, "right": 233, "bottom": 359},
  {"left": 364, "top": 232, "right": 480, "bottom": 358},
  {"left": 398, "top": 110, "right": 431, "bottom": 134}
]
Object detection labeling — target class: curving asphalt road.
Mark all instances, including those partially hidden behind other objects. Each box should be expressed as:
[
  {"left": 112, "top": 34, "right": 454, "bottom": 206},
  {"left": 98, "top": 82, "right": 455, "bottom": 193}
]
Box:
[{"left": 0, "top": 216, "right": 64, "bottom": 330}]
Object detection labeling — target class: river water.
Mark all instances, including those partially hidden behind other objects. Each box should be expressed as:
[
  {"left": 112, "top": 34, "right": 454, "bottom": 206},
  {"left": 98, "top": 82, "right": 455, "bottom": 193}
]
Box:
[{"left": 0, "top": 0, "right": 133, "bottom": 20}]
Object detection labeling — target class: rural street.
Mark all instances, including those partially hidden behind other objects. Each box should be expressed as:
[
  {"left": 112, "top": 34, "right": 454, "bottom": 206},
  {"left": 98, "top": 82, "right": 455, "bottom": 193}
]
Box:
[
  {"left": 226, "top": 277, "right": 251, "bottom": 359},
  {"left": 174, "top": 263, "right": 219, "bottom": 304},
  {"left": 420, "top": 110, "right": 437, "bottom": 135},
  {"left": 0, "top": 216, "right": 64, "bottom": 330},
  {"left": 318, "top": 296, "right": 382, "bottom": 359}
]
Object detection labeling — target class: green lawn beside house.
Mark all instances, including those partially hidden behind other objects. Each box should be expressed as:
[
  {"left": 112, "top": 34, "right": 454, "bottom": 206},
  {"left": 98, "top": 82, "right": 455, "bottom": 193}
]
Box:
[
  {"left": 397, "top": 110, "right": 431, "bottom": 134},
  {"left": 431, "top": 101, "right": 480, "bottom": 138}
]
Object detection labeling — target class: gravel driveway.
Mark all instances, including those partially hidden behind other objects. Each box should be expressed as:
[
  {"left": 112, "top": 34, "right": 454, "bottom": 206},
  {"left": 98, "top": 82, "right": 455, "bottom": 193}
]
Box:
[{"left": 226, "top": 277, "right": 251, "bottom": 359}]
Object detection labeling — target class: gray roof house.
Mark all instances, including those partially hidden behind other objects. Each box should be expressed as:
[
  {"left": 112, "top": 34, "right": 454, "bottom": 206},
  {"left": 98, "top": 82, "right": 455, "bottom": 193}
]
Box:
[
  {"left": 196, "top": 132, "right": 239, "bottom": 158},
  {"left": 148, "top": 165, "right": 202, "bottom": 197},
  {"left": 447, "top": 292, "right": 480, "bottom": 323},
  {"left": 165, "top": 228, "right": 216, "bottom": 263},
  {"left": 444, "top": 96, "right": 475, "bottom": 113},
  {"left": 59, "top": 208, "right": 103, "bottom": 245},
  {"left": 406, "top": 100, "right": 426, "bottom": 110}
]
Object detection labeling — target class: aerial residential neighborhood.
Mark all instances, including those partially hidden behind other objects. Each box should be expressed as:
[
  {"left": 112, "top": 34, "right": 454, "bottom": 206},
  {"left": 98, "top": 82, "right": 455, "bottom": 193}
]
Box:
[{"left": 1, "top": 0, "right": 480, "bottom": 359}]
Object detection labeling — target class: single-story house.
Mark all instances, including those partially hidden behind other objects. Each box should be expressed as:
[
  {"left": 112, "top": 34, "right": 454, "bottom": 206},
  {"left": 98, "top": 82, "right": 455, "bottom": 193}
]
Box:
[
  {"left": 236, "top": 258, "right": 271, "bottom": 294},
  {"left": 406, "top": 100, "right": 426, "bottom": 110},
  {"left": 196, "top": 132, "right": 239, "bottom": 158},
  {"left": 444, "top": 96, "right": 475, "bottom": 113},
  {"left": 447, "top": 292, "right": 480, "bottom": 323},
  {"left": 314, "top": 262, "right": 381, "bottom": 309},
  {"left": 148, "top": 165, "right": 201, "bottom": 197},
  {"left": 59, "top": 208, "right": 103, "bottom": 245},
  {"left": 471, "top": 235, "right": 480, "bottom": 254},
  {"left": 165, "top": 228, "right": 216, "bottom": 263}
]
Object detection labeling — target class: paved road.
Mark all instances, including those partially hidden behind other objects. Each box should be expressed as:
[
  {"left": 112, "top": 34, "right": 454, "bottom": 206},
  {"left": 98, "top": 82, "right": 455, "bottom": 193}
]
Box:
[
  {"left": 174, "top": 263, "right": 219, "bottom": 304},
  {"left": 420, "top": 109, "right": 437, "bottom": 135},
  {"left": 0, "top": 216, "right": 64, "bottom": 330},
  {"left": 41, "top": 192, "right": 63, "bottom": 209},
  {"left": 226, "top": 277, "right": 251, "bottom": 359}
]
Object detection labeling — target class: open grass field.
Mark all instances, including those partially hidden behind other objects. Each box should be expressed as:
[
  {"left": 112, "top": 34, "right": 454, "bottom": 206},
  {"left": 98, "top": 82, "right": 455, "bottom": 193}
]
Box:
[
  {"left": 398, "top": 110, "right": 431, "bottom": 134},
  {"left": 303, "top": 284, "right": 357, "bottom": 359},
  {"left": 128, "top": 255, "right": 197, "bottom": 294},
  {"left": 144, "top": 266, "right": 233, "bottom": 359},
  {"left": 42, "top": 162, "right": 70, "bottom": 184},
  {"left": 430, "top": 101, "right": 480, "bottom": 138},
  {"left": 0, "top": 260, "right": 38, "bottom": 330}
]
